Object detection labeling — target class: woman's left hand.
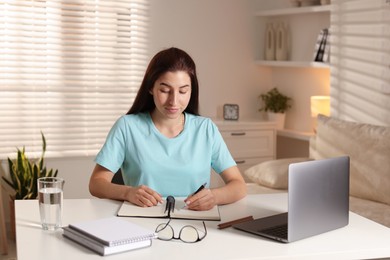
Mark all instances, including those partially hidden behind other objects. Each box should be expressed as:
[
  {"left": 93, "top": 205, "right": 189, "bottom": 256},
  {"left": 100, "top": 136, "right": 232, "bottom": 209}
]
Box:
[{"left": 184, "top": 189, "right": 216, "bottom": 211}]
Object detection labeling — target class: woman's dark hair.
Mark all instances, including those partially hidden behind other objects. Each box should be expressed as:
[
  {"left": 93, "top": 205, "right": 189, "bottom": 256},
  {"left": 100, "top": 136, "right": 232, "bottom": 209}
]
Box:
[{"left": 127, "top": 47, "right": 199, "bottom": 115}]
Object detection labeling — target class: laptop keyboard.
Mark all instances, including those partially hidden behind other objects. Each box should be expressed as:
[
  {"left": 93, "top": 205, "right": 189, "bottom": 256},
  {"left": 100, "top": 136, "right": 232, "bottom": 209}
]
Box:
[{"left": 260, "top": 224, "right": 288, "bottom": 240}]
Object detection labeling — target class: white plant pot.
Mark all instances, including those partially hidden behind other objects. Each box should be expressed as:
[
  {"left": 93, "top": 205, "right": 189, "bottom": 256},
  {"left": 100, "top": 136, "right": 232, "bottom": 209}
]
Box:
[{"left": 267, "top": 112, "right": 286, "bottom": 129}]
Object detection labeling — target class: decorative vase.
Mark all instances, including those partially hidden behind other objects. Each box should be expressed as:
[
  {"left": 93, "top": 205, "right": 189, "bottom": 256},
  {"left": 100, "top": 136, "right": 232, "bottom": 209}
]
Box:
[
  {"left": 264, "top": 23, "right": 275, "bottom": 60},
  {"left": 275, "top": 23, "right": 288, "bottom": 61},
  {"left": 267, "top": 112, "right": 286, "bottom": 130}
]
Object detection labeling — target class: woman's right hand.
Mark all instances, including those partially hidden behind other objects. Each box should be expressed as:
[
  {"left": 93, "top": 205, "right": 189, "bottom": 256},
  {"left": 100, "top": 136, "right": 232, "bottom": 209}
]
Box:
[
  {"left": 89, "top": 164, "right": 163, "bottom": 207},
  {"left": 125, "top": 185, "right": 163, "bottom": 207}
]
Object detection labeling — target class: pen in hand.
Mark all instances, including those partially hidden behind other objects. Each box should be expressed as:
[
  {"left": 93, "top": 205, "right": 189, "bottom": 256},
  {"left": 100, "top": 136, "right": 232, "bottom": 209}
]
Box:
[
  {"left": 191, "top": 182, "right": 207, "bottom": 196},
  {"left": 182, "top": 182, "right": 207, "bottom": 209}
]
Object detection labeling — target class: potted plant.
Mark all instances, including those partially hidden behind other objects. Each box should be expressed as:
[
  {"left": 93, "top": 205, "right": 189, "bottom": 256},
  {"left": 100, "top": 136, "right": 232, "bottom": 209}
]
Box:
[
  {"left": 259, "top": 87, "right": 292, "bottom": 129},
  {"left": 1, "top": 132, "right": 58, "bottom": 237}
]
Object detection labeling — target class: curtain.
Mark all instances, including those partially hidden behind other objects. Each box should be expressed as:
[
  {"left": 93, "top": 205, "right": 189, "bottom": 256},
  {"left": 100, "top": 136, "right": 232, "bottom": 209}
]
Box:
[
  {"left": 0, "top": 0, "right": 149, "bottom": 158},
  {"left": 330, "top": 0, "right": 390, "bottom": 125}
]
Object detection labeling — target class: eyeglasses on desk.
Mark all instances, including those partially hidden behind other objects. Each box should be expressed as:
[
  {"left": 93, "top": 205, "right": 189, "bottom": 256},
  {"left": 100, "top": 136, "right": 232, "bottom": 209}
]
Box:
[{"left": 155, "top": 218, "right": 207, "bottom": 243}]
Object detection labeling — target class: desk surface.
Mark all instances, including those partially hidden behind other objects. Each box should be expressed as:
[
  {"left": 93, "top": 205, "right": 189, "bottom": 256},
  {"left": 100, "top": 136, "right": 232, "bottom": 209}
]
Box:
[{"left": 16, "top": 193, "right": 390, "bottom": 260}]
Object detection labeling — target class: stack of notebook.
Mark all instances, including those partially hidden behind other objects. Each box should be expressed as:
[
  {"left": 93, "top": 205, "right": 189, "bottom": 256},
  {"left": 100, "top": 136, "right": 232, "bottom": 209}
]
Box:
[{"left": 63, "top": 217, "right": 156, "bottom": 256}]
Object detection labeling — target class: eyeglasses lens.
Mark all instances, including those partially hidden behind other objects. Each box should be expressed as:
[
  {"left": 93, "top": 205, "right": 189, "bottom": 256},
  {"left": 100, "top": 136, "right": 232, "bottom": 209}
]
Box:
[
  {"left": 179, "top": 226, "right": 199, "bottom": 243},
  {"left": 156, "top": 223, "right": 174, "bottom": 240}
]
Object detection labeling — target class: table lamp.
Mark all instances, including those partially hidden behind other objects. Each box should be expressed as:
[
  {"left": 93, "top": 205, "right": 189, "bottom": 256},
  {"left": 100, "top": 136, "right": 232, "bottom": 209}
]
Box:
[{"left": 310, "top": 96, "right": 330, "bottom": 131}]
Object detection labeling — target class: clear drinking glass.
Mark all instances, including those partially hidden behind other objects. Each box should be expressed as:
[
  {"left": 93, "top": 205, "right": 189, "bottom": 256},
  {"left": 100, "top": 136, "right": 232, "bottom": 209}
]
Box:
[{"left": 37, "top": 177, "right": 64, "bottom": 230}]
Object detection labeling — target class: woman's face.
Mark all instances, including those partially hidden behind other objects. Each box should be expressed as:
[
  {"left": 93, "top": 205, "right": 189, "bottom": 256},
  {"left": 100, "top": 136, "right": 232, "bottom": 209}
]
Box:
[{"left": 150, "top": 71, "right": 192, "bottom": 120}]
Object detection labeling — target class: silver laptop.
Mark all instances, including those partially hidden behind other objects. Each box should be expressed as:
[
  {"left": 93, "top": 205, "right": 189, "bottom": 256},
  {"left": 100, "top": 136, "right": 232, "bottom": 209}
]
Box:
[{"left": 233, "top": 156, "right": 350, "bottom": 243}]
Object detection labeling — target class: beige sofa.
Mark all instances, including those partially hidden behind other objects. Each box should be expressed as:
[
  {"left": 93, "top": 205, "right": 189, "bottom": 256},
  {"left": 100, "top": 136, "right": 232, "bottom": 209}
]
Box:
[{"left": 244, "top": 115, "right": 390, "bottom": 228}]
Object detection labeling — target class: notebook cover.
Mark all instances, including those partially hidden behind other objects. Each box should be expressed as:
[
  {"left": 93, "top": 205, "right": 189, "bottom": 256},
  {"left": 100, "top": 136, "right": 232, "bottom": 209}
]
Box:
[{"left": 68, "top": 217, "right": 156, "bottom": 247}]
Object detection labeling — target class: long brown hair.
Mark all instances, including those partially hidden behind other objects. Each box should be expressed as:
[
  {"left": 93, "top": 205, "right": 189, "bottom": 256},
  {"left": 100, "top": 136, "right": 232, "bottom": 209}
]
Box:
[{"left": 127, "top": 47, "right": 199, "bottom": 115}]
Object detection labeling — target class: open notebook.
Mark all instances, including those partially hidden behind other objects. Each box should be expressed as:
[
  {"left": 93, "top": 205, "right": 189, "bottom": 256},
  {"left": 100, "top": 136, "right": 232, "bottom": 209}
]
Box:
[{"left": 117, "top": 197, "right": 220, "bottom": 221}]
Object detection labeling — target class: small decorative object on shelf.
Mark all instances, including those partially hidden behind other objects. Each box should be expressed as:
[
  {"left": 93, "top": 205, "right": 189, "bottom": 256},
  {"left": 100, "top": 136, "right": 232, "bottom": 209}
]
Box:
[
  {"left": 275, "top": 23, "right": 289, "bottom": 61},
  {"left": 313, "top": 28, "right": 329, "bottom": 62},
  {"left": 264, "top": 23, "right": 275, "bottom": 60},
  {"left": 223, "top": 104, "right": 239, "bottom": 121},
  {"left": 259, "top": 88, "right": 292, "bottom": 129}
]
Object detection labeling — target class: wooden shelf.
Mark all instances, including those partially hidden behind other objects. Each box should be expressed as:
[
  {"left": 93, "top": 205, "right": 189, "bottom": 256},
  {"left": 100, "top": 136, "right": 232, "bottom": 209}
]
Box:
[
  {"left": 277, "top": 129, "right": 314, "bottom": 141},
  {"left": 255, "top": 60, "right": 330, "bottom": 69},
  {"left": 255, "top": 5, "right": 331, "bottom": 17}
]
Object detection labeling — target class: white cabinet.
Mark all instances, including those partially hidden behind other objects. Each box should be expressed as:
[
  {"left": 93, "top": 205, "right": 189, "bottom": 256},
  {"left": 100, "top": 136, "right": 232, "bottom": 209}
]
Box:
[
  {"left": 255, "top": 5, "right": 331, "bottom": 68},
  {"left": 215, "top": 120, "right": 276, "bottom": 182}
]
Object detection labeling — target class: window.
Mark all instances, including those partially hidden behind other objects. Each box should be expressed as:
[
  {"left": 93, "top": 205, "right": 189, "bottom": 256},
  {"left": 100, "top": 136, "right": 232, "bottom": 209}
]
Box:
[
  {"left": 330, "top": 0, "right": 390, "bottom": 125},
  {"left": 0, "top": 0, "right": 149, "bottom": 158}
]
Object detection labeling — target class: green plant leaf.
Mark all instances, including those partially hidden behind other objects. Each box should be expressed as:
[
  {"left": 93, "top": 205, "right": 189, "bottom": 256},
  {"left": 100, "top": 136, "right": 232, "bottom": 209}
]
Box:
[
  {"left": 6, "top": 132, "right": 59, "bottom": 200},
  {"left": 41, "top": 167, "right": 47, "bottom": 178},
  {"left": 1, "top": 176, "right": 16, "bottom": 190},
  {"left": 38, "top": 131, "right": 46, "bottom": 170},
  {"left": 258, "top": 87, "right": 292, "bottom": 113},
  {"left": 6, "top": 158, "right": 17, "bottom": 189}
]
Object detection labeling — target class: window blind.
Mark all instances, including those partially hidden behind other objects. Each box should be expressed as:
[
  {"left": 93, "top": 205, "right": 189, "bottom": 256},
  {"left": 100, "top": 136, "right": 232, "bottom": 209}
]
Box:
[
  {"left": 0, "top": 0, "right": 149, "bottom": 158},
  {"left": 330, "top": 0, "right": 390, "bottom": 125}
]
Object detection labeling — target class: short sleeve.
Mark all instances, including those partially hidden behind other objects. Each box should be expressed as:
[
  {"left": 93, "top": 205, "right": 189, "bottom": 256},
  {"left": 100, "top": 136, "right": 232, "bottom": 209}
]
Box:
[
  {"left": 94, "top": 116, "right": 127, "bottom": 173},
  {"left": 209, "top": 121, "right": 236, "bottom": 174}
]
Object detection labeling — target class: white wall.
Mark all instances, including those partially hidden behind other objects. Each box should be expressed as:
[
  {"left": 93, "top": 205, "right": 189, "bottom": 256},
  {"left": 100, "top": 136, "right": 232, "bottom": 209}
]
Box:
[{"left": 149, "top": 0, "right": 271, "bottom": 120}]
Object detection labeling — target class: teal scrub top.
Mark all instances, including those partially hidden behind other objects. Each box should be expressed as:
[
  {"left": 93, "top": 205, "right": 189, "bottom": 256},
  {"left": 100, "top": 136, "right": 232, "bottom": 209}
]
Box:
[{"left": 95, "top": 112, "right": 236, "bottom": 197}]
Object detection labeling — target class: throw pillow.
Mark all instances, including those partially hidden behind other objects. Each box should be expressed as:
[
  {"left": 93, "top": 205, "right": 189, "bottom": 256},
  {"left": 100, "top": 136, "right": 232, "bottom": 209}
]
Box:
[{"left": 244, "top": 158, "right": 311, "bottom": 189}]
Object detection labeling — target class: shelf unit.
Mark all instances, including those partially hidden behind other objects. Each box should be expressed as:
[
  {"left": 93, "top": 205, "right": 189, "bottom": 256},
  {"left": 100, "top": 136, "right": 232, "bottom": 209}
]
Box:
[
  {"left": 255, "top": 4, "right": 331, "bottom": 68},
  {"left": 254, "top": 4, "right": 331, "bottom": 143},
  {"left": 255, "top": 5, "right": 331, "bottom": 17},
  {"left": 255, "top": 60, "right": 329, "bottom": 69}
]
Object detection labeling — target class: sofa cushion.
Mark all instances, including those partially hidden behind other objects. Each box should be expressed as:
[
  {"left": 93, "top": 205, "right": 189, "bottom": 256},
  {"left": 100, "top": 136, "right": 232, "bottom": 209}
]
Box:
[
  {"left": 244, "top": 158, "right": 311, "bottom": 189},
  {"left": 314, "top": 115, "right": 390, "bottom": 206}
]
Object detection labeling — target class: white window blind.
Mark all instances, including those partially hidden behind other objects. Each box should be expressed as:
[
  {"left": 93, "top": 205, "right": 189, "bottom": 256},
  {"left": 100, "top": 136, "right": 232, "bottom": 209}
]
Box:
[
  {"left": 0, "top": 0, "right": 149, "bottom": 158},
  {"left": 330, "top": 0, "right": 390, "bottom": 125}
]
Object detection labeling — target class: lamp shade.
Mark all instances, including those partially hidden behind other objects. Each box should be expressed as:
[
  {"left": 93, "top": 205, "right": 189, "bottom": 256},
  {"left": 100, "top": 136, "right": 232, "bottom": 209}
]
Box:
[{"left": 310, "top": 96, "right": 330, "bottom": 117}]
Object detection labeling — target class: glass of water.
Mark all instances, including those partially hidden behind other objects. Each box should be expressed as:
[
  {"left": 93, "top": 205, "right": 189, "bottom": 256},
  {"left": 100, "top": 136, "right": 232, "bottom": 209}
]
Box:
[{"left": 37, "top": 177, "right": 64, "bottom": 231}]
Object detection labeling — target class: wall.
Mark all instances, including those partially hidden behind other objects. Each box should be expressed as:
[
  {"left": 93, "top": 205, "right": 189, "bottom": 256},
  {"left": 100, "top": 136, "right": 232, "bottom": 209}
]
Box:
[{"left": 149, "top": 0, "right": 271, "bottom": 120}]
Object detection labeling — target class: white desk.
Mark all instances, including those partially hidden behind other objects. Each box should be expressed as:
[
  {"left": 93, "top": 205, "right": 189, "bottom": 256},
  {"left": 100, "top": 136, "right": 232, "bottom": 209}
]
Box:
[{"left": 15, "top": 194, "right": 390, "bottom": 260}]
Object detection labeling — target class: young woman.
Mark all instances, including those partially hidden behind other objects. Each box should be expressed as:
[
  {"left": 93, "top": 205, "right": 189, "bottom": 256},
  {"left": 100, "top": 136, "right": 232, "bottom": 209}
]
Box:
[{"left": 89, "top": 47, "right": 246, "bottom": 211}]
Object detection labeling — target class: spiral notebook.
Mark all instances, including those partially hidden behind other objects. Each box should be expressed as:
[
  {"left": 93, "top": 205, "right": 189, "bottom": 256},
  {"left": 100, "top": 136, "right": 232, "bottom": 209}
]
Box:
[{"left": 63, "top": 217, "right": 156, "bottom": 255}]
